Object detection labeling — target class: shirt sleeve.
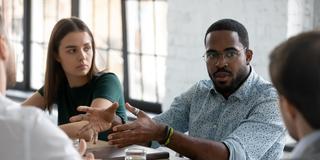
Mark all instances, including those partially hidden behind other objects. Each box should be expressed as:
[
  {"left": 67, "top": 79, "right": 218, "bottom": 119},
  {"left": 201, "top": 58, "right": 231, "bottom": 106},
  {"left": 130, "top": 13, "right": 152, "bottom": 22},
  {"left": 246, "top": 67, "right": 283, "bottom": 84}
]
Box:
[
  {"left": 92, "top": 72, "right": 127, "bottom": 122},
  {"left": 222, "top": 93, "right": 286, "bottom": 160},
  {"left": 153, "top": 82, "right": 198, "bottom": 132},
  {"left": 150, "top": 83, "right": 197, "bottom": 148},
  {"left": 30, "top": 109, "right": 81, "bottom": 160}
]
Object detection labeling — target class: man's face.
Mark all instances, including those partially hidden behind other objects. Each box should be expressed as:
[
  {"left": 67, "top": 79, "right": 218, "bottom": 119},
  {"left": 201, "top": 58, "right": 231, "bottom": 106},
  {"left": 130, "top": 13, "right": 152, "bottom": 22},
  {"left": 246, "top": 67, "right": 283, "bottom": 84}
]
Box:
[{"left": 205, "top": 31, "right": 252, "bottom": 94}]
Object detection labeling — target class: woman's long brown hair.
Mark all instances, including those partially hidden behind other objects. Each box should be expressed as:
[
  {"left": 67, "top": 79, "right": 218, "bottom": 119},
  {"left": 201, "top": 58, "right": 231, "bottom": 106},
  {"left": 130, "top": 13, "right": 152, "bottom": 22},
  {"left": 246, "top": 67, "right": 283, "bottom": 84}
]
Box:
[{"left": 44, "top": 17, "right": 98, "bottom": 111}]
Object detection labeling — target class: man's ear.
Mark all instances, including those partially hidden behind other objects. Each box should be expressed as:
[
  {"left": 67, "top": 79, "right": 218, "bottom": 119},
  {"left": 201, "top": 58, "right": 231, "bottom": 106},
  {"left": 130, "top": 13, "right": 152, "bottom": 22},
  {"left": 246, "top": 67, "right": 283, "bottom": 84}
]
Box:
[
  {"left": 280, "top": 95, "right": 297, "bottom": 120},
  {"left": 245, "top": 49, "right": 253, "bottom": 65},
  {"left": 0, "top": 36, "right": 9, "bottom": 61}
]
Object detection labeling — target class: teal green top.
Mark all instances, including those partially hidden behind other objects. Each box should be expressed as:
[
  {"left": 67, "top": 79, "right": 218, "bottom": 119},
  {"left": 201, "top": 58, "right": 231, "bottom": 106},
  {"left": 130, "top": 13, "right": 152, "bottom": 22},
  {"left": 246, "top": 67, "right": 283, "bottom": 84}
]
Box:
[{"left": 39, "top": 72, "right": 127, "bottom": 140}]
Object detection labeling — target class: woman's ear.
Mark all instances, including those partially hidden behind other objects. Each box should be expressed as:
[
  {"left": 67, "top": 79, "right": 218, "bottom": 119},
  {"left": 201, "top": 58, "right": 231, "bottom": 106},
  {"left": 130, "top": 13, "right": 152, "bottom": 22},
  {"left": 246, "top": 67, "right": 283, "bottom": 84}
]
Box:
[
  {"left": 245, "top": 49, "right": 253, "bottom": 65},
  {"left": 0, "top": 36, "right": 9, "bottom": 61}
]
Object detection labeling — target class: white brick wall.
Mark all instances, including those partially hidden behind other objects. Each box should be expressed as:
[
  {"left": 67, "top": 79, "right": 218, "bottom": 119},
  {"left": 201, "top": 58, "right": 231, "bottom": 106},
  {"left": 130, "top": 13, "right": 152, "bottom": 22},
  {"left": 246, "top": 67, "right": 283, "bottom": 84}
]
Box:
[
  {"left": 287, "top": 0, "right": 314, "bottom": 37},
  {"left": 162, "top": 0, "right": 318, "bottom": 111}
]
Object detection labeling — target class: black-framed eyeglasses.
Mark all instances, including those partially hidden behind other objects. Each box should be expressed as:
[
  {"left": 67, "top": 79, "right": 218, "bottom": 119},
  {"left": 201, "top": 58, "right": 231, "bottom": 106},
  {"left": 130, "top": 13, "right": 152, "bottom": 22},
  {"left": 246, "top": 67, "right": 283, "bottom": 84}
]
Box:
[{"left": 202, "top": 47, "right": 247, "bottom": 63}]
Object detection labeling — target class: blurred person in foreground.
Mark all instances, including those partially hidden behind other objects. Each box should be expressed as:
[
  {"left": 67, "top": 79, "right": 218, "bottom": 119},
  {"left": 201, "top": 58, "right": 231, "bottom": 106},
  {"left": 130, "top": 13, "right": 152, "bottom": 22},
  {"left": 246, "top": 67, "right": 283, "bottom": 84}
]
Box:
[
  {"left": 0, "top": 13, "right": 94, "bottom": 160},
  {"left": 269, "top": 30, "right": 320, "bottom": 159}
]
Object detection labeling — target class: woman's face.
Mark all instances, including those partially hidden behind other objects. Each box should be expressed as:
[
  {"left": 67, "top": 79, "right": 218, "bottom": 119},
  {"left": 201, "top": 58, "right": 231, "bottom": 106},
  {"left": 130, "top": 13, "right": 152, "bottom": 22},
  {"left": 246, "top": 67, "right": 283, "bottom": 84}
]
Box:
[{"left": 57, "top": 31, "right": 93, "bottom": 80}]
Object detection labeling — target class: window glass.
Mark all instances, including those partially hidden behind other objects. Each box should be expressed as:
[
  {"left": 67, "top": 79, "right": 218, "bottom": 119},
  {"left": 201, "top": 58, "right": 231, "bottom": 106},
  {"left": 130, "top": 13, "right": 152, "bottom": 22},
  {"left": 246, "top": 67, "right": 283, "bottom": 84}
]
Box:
[
  {"left": 126, "top": 0, "right": 167, "bottom": 103},
  {"left": 30, "top": 0, "right": 71, "bottom": 89},
  {"left": 79, "top": 0, "right": 123, "bottom": 82},
  {"left": 1, "top": 0, "right": 24, "bottom": 83}
]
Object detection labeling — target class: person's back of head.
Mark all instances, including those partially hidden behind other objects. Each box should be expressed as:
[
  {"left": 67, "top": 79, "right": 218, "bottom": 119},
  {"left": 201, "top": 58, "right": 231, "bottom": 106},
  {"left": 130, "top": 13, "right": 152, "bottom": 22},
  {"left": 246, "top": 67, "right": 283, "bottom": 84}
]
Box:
[
  {"left": 269, "top": 31, "right": 320, "bottom": 136},
  {"left": 0, "top": 13, "right": 86, "bottom": 160}
]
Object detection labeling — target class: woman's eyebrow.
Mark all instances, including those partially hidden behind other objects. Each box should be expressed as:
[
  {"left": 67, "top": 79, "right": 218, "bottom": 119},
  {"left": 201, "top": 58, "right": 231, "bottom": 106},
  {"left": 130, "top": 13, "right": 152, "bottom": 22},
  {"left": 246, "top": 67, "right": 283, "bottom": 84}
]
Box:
[{"left": 65, "top": 45, "right": 77, "bottom": 49}]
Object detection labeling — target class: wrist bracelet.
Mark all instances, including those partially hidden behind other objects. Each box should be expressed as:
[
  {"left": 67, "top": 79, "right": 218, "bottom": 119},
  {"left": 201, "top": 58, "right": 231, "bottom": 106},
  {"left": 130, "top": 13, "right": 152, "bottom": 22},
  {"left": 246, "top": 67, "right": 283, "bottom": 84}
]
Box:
[
  {"left": 164, "top": 127, "right": 174, "bottom": 146},
  {"left": 159, "top": 125, "right": 169, "bottom": 144}
]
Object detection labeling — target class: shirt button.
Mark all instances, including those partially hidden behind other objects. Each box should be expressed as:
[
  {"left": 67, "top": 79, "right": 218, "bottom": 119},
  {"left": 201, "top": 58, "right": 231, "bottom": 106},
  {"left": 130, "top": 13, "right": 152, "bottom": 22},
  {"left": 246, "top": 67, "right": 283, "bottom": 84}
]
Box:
[{"left": 213, "top": 124, "right": 217, "bottom": 128}]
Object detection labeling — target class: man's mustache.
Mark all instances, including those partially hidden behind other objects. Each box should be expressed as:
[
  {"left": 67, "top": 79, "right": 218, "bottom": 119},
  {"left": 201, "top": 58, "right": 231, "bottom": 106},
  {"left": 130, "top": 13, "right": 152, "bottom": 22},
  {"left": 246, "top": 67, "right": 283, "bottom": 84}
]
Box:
[{"left": 213, "top": 68, "right": 232, "bottom": 76}]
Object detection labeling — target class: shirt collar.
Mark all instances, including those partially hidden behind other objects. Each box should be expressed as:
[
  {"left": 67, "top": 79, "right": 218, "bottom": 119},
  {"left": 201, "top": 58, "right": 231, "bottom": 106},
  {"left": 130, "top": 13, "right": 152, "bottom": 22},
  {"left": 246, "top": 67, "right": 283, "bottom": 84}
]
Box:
[{"left": 210, "top": 66, "right": 256, "bottom": 101}]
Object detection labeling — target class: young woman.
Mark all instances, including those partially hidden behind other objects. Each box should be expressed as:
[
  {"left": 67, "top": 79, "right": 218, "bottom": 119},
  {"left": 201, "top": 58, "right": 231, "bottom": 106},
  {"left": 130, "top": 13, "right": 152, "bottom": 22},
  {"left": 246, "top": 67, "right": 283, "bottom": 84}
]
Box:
[{"left": 23, "top": 17, "right": 127, "bottom": 141}]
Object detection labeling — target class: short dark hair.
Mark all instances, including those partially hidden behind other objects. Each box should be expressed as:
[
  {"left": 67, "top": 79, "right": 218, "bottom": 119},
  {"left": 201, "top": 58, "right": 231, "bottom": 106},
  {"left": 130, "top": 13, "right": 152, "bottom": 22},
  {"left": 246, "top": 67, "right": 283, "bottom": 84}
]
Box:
[
  {"left": 269, "top": 31, "right": 320, "bottom": 129},
  {"left": 204, "top": 19, "right": 249, "bottom": 48}
]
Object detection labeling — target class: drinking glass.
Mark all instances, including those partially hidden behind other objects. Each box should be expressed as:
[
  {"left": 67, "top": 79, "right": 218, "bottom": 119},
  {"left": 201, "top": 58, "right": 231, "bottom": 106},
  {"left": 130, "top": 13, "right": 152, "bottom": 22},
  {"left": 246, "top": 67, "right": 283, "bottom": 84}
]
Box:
[
  {"left": 72, "top": 138, "right": 80, "bottom": 150},
  {"left": 125, "top": 148, "right": 146, "bottom": 160}
]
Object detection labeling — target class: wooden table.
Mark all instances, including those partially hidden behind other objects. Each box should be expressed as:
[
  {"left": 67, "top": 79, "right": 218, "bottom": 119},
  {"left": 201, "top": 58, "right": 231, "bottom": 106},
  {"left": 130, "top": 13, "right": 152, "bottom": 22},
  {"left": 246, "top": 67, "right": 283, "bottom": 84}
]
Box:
[{"left": 87, "top": 141, "right": 169, "bottom": 160}]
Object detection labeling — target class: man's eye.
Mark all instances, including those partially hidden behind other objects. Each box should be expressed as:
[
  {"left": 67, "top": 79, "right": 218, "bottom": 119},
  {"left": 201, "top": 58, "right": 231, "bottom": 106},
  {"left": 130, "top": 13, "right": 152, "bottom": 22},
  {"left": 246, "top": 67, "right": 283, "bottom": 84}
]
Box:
[
  {"left": 225, "top": 50, "right": 237, "bottom": 57},
  {"left": 207, "top": 52, "right": 219, "bottom": 58}
]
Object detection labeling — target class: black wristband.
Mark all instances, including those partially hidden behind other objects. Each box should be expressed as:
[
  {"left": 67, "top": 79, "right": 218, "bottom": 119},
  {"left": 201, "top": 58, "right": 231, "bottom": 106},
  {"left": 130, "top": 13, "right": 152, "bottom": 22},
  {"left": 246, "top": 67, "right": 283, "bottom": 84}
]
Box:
[{"left": 159, "top": 125, "right": 169, "bottom": 144}]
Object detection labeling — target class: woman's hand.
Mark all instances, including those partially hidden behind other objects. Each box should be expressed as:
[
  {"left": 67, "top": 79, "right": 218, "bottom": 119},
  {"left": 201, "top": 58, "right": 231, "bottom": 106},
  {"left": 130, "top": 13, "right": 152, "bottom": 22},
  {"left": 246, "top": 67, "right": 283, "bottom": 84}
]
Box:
[
  {"left": 69, "top": 102, "right": 119, "bottom": 134},
  {"left": 59, "top": 121, "right": 98, "bottom": 143},
  {"left": 77, "top": 122, "right": 98, "bottom": 143}
]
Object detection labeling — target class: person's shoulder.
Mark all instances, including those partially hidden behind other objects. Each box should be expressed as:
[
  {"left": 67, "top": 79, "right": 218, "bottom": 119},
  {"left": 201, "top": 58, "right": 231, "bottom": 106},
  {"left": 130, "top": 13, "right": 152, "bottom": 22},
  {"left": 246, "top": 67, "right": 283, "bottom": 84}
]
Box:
[
  {"left": 198, "top": 79, "right": 212, "bottom": 86},
  {"left": 0, "top": 100, "right": 78, "bottom": 160},
  {"left": 300, "top": 136, "right": 320, "bottom": 158},
  {"left": 94, "top": 71, "right": 118, "bottom": 80},
  {"left": 251, "top": 73, "right": 277, "bottom": 99},
  {"left": 16, "top": 106, "right": 49, "bottom": 125},
  {"left": 29, "top": 116, "right": 81, "bottom": 160},
  {"left": 92, "top": 72, "right": 121, "bottom": 90},
  {"left": 181, "top": 79, "right": 212, "bottom": 95},
  {"left": 24, "top": 106, "right": 81, "bottom": 159},
  {"left": 0, "top": 101, "right": 54, "bottom": 141},
  {"left": 294, "top": 150, "right": 320, "bottom": 160},
  {"left": 0, "top": 96, "right": 44, "bottom": 121},
  {"left": 0, "top": 95, "right": 19, "bottom": 108},
  {"left": 197, "top": 79, "right": 213, "bottom": 90}
]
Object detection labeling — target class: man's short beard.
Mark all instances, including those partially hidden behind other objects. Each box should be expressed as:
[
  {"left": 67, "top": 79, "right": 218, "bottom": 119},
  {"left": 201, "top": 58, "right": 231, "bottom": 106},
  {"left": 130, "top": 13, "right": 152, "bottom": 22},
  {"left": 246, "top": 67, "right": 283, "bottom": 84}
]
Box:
[
  {"left": 212, "top": 66, "right": 249, "bottom": 95},
  {"left": 213, "top": 77, "right": 240, "bottom": 95}
]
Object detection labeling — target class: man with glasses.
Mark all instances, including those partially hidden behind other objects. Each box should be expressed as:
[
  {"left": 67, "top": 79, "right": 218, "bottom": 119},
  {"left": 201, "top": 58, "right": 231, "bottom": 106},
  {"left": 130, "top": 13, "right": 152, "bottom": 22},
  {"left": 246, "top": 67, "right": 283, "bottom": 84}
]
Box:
[{"left": 71, "top": 19, "right": 285, "bottom": 160}]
